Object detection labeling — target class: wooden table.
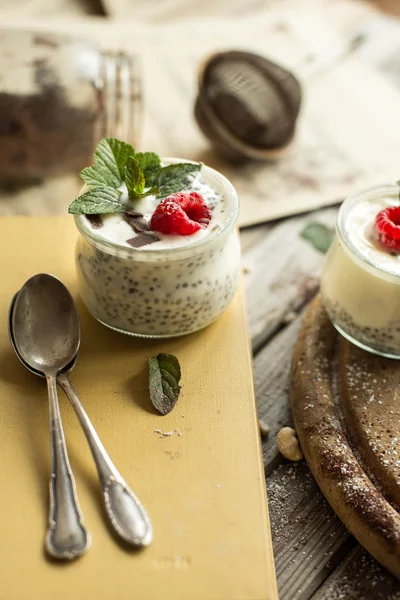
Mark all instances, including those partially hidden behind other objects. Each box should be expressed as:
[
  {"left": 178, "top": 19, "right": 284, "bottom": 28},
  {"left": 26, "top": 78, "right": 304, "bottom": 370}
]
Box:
[
  {"left": 242, "top": 208, "right": 400, "bottom": 599},
  {"left": 1, "top": 1, "right": 400, "bottom": 598}
]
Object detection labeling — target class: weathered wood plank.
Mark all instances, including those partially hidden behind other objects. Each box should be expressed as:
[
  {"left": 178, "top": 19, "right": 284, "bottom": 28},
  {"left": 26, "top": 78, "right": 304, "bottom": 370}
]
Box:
[
  {"left": 254, "top": 310, "right": 304, "bottom": 472},
  {"left": 242, "top": 208, "right": 337, "bottom": 352},
  {"left": 267, "top": 461, "right": 356, "bottom": 600},
  {"left": 252, "top": 304, "right": 357, "bottom": 599},
  {"left": 311, "top": 544, "right": 400, "bottom": 599},
  {"left": 240, "top": 223, "right": 271, "bottom": 254}
]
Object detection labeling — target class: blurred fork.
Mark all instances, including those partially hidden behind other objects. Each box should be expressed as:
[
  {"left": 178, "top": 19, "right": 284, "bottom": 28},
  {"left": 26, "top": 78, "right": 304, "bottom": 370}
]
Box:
[{"left": 97, "top": 50, "right": 143, "bottom": 146}]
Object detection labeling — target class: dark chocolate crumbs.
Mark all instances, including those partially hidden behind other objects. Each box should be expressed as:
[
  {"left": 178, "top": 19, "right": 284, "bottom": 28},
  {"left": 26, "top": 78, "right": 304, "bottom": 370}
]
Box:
[
  {"left": 123, "top": 211, "right": 152, "bottom": 234},
  {"left": 86, "top": 214, "right": 103, "bottom": 229},
  {"left": 126, "top": 234, "right": 160, "bottom": 248}
]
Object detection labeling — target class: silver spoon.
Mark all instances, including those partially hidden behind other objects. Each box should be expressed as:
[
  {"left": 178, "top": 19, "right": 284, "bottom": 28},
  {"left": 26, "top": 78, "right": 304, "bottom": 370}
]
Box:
[
  {"left": 12, "top": 275, "right": 90, "bottom": 560},
  {"left": 10, "top": 276, "right": 153, "bottom": 549}
]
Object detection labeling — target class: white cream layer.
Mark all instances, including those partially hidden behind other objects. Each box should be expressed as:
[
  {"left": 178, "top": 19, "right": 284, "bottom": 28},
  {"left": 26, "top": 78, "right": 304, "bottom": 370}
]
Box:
[
  {"left": 93, "top": 170, "right": 227, "bottom": 250},
  {"left": 346, "top": 194, "right": 400, "bottom": 276}
]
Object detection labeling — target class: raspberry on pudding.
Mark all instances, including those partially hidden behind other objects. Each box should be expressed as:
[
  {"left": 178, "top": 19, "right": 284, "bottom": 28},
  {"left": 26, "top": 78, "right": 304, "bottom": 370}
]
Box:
[
  {"left": 321, "top": 184, "right": 400, "bottom": 358},
  {"left": 151, "top": 192, "right": 212, "bottom": 235},
  {"left": 375, "top": 206, "right": 400, "bottom": 252},
  {"left": 73, "top": 154, "right": 240, "bottom": 338}
]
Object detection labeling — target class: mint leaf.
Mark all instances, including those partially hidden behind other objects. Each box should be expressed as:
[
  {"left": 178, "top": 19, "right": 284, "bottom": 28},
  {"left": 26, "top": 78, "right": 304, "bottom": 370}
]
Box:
[
  {"left": 300, "top": 222, "right": 334, "bottom": 254},
  {"left": 149, "top": 353, "right": 181, "bottom": 415},
  {"left": 80, "top": 138, "right": 135, "bottom": 188},
  {"left": 154, "top": 163, "right": 201, "bottom": 197},
  {"left": 131, "top": 186, "right": 160, "bottom": 200},
  {"left": 135, "top": 152, "right": 161, "bottom": 182},
  {"left": 80, "top": 164, "right": 117, "bottom": 188},
  {"left": 124, "top": 157, "right": 160, "bottom": 200},
  {"left": 124, "top": 157, "right": 145, "bottom": 198},
  {"left": 68, "top": 187, "right": 124, "bottom": 214}
]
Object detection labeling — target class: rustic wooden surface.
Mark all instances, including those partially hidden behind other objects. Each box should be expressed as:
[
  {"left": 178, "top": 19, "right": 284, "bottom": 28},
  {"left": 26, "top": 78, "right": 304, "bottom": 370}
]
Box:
[
  {"left": 244, "top": 211, "right": 400, "bottom": 599},
  {"left": 1, "top": 0, "right": 400, "bottom": 598}
]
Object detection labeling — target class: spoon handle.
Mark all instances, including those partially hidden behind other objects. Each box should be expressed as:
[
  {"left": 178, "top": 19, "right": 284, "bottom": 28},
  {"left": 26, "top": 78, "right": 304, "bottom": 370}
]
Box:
[
  {"left": 45, "top": 374, "right": 91, "bottom": 559},
  {"left": 57, "top": 373, "right": 153, "bottom": 547}
]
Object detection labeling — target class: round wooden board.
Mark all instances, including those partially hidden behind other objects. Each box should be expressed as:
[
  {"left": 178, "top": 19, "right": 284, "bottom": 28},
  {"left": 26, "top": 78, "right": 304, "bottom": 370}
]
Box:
[{"left": 291, "top": 295, "right": 400, "bottom": 578}]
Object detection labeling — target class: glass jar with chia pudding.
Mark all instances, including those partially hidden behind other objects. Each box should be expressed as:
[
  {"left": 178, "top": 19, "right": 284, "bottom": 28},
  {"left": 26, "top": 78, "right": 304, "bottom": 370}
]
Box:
[
  {"left": 74, "top": 159, "right": 240, "bottom": 337},
  {"left": 321, "top": 183, "right": 400, "bottom": 358}
]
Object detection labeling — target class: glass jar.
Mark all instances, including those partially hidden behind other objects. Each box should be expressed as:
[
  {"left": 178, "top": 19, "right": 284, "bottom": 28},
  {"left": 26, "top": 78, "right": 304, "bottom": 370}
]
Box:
[
  {"left": 0, "top": 29, "right": 141, "bottom": 183},
  {"left": 321, "top": 184, "right": 400, "bottom": 359},
  {"left": 74, "top": 162, "right": 241, "bottom": 338}
]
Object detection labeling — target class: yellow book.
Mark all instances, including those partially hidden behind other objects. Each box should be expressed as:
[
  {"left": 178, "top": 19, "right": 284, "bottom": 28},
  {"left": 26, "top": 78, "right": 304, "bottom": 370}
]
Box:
[{"left": 0, "top": 216, "right": 277, "bottom": 600}]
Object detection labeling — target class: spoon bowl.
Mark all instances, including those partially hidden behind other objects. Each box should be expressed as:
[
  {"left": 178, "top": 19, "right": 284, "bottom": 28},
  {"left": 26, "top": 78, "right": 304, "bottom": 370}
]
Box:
[
  {"left": 12, "top": 274, "right": 80, "bottom": 375},
  {"left": 8, "top": 292, "right": 77, "bottom": 378}
]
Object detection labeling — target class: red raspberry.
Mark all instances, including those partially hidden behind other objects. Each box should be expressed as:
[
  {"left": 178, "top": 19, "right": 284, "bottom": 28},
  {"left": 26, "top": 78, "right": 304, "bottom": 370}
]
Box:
[
  {"left": 375, "top": 206, "right": 400, "bottom": 252},
  {"left": 150, "top": 192, "right": 212, "bottom": 236}
]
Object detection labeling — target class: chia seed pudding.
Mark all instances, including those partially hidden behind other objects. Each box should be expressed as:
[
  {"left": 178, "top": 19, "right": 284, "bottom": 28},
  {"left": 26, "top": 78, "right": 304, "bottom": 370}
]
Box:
[
  {"left": 74, "top": 159, "right": 240, "bottom": 337},
  {"left": 321, "top": 184, "right": 400, "bottom": 358}
]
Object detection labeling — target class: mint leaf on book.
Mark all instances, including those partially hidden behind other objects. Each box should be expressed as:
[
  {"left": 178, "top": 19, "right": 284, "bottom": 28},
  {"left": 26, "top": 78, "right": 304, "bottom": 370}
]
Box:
[
  {"left": 68, "top": 187, "right": 125, "bottom": 214},
  {"left": 149, "top": 353, "right": 181, "bottom": 415},
  {"left": 135, "top": 152, "right": 161, "bottom": 183},
  {"left": 154, "top": 163, "right": 201, "bottom": 197},
  {"left": 80, "top": 138, "right": 135, "bottom": 188}
]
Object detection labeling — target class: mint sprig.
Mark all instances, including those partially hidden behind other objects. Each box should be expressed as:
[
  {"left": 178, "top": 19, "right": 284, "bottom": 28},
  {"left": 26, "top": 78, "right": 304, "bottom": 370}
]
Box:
[{"left": 68, "top": 137, "right": 202, "bottom": 215}]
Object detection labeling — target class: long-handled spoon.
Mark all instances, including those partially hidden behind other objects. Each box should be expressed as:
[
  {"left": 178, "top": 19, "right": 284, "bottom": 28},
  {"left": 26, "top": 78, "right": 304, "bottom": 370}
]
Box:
[
  {"left": 11, "top": 275, "right": 90, "bottom": 560},
  {"left": 9, "top": 275, "right": 153, "bottom": 548}
]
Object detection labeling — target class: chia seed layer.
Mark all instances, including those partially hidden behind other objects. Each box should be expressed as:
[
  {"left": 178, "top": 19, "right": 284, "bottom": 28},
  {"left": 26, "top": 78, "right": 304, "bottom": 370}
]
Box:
[
  {"left": 76, "top": 229, "right": 241, "bottom": 337},
  {"left": 323, "top": 296, "right": 400, "bottom": 357}
]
